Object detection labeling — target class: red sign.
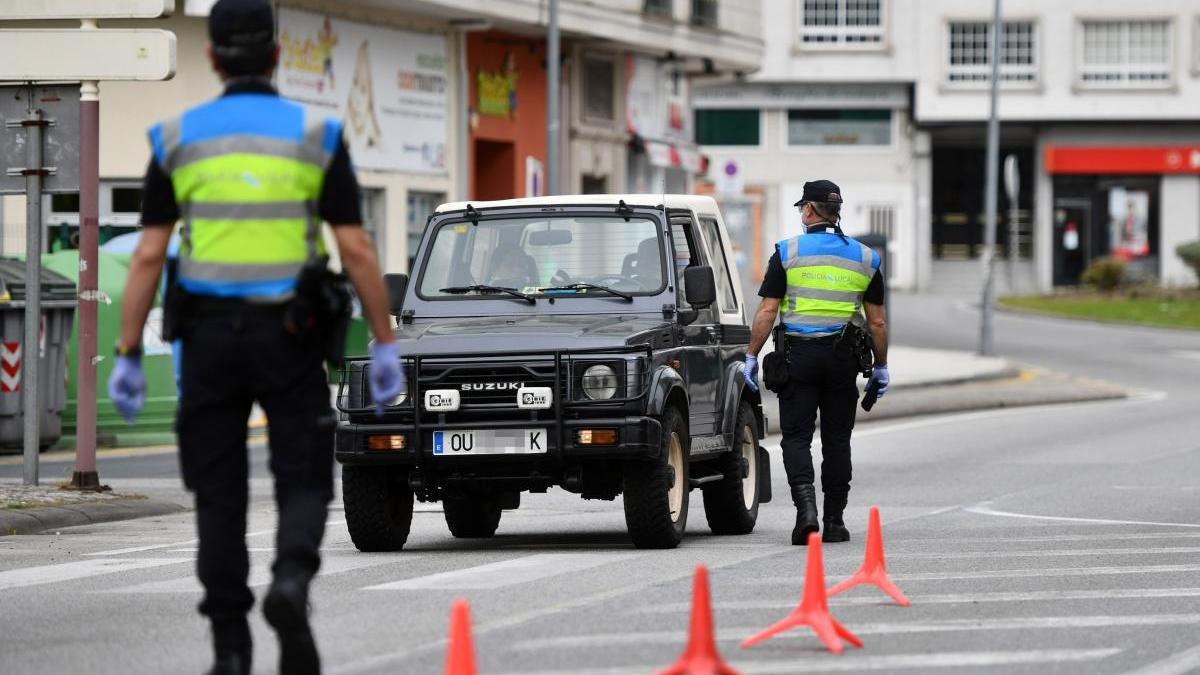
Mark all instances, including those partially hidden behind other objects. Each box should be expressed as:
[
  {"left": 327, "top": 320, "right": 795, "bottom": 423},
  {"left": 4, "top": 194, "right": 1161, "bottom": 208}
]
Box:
[
  {"left": 1045, "top": 146, "right": 1200, "bottom": 175},
  {"left": 1, "top": 342, "right": 20, "bottom": 393}
]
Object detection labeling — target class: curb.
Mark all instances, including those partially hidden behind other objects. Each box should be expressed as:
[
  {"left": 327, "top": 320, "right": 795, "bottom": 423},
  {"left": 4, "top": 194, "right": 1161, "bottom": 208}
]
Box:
[
  {"left": 889, "top": 365, "right": 1022, "bottom": 392},
  {"left": 995, "top": 303, "right": 1200, "bottom": 333},
  {"left": 0, "top": 498, "right": 186, "bottom": 537}
]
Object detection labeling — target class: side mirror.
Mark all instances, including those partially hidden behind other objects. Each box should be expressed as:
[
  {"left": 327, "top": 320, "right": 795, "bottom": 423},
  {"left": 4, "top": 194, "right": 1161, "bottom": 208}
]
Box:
[
  {"left": 384, "top": 273, "right": 408, "bottom": 315},
  {"left": 684, "top": 265, "right": 716, "bottom": 310}
]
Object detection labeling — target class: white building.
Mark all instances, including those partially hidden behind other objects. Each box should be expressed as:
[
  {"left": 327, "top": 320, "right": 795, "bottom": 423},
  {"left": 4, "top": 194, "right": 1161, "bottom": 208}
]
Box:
[
  {"left": 696, "top": 0, "right": 1200, "bottom": 292},
  {"left": 0, "top": 0, "right": 762, "bottom": 275}
]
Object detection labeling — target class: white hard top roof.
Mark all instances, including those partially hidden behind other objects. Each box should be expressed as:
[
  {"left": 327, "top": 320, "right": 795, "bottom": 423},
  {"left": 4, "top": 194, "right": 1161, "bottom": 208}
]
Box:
[{"left": 435, "top": 193, "right": 719, "bottom": 214}]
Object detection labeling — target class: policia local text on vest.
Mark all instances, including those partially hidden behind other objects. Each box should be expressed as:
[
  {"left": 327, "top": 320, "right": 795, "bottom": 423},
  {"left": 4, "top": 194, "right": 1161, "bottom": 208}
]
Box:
[
  {"left": 742, "top": 180, "right": 890, "bottom": 547},
  {"left": 107, "top": 2, "right": 405, "bottom": 674}
]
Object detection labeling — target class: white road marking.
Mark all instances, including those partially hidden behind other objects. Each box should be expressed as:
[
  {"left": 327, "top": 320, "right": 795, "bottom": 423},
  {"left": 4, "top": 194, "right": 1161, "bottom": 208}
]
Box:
[
  {"left": 748, "top": 564, "right": 1200, "bottom": 585},
  {"left": 509, "top": 615, "right": 1200, "bottom": 651},
  {"left": 364, "top": 553, "right": 634, "bottom": 591},
  {"left": 1171, "top": 350, "right": 1200, "bottom": 362},
  {"left": 0, "top": 558, "right": 187, "bottom": 592},
  {"left": 965, "top": 503, "right": 1200, "bottom": 529},
  {"left": 900, "top": 532, "right": 1200, "bottom": 544},
  {"left": 85, "top": 528, "right": 276, "bottom": 556},
  {"left": 887, "top": 546, "right": 1200, "bottom": 560},
  {"left": 1123, "top": 644, "right": 1200, "bottom": 675},
  {"left": 100, "top": 555, "right": 399, "bottom": 594},
  {"left": 638, "top": 588, "right": 1200, "bottom": 613},
  {"left": 495, "top": 649, "right": 1121, "bottom": 675}
]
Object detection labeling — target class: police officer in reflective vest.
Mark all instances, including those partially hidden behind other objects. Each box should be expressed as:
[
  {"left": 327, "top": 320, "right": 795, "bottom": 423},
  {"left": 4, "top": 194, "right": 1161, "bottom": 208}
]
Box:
[
  {"left": 743, "top": 180, "right": 890, "bottom": 545},
  {"left": 107, "top": 1, "right": 404, "bottom": 673}
]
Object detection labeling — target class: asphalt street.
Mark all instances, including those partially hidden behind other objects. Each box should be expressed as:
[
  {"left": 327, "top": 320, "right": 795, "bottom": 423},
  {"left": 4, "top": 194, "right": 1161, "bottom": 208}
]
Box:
[{"left": 2, "top": 293, "right": 1199, "bottom": 674}]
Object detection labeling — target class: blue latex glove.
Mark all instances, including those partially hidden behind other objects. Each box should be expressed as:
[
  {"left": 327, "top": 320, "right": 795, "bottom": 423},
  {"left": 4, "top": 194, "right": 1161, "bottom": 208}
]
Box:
[
  {"left": 868, "top": 364, "right": 890, "bottom": 399},
  {"left": 107, "top": 355, "right": 145, "bottom": 424},
  {"left": 369, "top": 341, "right": 406, "bottom": 417},
  {"left": 743, "top": 355, "right": 759, "bottom": 392}
]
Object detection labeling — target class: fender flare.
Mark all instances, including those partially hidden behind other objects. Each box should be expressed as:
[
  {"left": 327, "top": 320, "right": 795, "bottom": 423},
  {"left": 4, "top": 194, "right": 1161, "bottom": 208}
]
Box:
[
  {"left": 647, "top": 365, "right": 688, "bottom": 418},
  {"left": 721, "top": 360, "right": 765, "bottom": 441}
]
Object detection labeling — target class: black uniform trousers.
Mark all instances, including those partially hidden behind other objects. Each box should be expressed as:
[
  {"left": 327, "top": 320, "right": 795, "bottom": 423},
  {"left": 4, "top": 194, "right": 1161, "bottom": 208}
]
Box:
[
  {"left": 176, "top": 306, "right": 335, "bottom": 648},
  {"left": 777, "top": 337, "right": 861, "bottom": 495}
]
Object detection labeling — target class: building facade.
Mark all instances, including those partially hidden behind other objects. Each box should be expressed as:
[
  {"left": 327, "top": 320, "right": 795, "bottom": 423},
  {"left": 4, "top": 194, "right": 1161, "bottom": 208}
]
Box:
[
  {"left": 0, "top": 0, "right": 764, "bottom": 276},
  {"left": 696, "top": 0, "right": 1200, "bottom": 292}
]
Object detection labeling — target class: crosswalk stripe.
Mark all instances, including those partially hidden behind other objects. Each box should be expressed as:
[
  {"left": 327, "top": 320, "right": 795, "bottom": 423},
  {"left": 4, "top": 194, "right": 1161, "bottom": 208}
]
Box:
[
  {"left": 365, "top": 553, "right": 635, "bottom": 591},
  {"left": 99, "top": 554, "right": 400, "bottom": 594},
  {"left": 0, "top": 558, "right": 187, "bottom": 592},
  {"left": 887, "top": 546, "right": 1200, "bottom": 560},
  {"left": 637, "top": 588, "right": 1200, "bottom": 614},
  {"left": 85, "top": 528, "right": 275, "bottom": 556},
  {"left": 493, "top": 649, "right": 1122, "bottom": 675},
  {"left": 509, "top": 614, "right": 1200, "bottom": 651},
  {"left": 746, "top": 563, "right": 1200, "bottom": 584},
  {"left": 1123, "top": 644, "right": 1200, "bottom": 675}
]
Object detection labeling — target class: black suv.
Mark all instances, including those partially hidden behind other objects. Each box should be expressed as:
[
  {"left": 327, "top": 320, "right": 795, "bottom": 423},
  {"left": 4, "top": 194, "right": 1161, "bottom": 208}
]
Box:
[{"left": 335, "top": 195, "right": 769, "bottom": 550}]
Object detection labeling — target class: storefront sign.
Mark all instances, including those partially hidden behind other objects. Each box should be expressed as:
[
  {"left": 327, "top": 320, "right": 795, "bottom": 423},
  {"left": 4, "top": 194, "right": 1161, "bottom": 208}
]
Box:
[
  {"left": 693, "top": 82, "right": 908, "bottom": 110},
  {"left": 1045, "top": 146, "right": 1200, "bottom": 175},
  {"left": 477, "top": 52, "right": 518, "bottom": 118},
  {"left": 277, "top": 8, "right": 449, "bottom": 174}
]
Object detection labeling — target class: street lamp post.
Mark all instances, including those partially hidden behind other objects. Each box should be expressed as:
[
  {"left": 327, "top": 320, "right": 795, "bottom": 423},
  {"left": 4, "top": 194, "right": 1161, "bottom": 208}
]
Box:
[
  {"left": 546, "top": 0, "right": 560, "bottom": 196},
  {"left": 979, "top": 0, "right": 1003, "bottom": 357}
]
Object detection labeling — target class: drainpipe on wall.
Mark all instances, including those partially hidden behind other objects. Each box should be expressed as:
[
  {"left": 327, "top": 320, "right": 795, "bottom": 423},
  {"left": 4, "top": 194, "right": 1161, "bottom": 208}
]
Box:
[{"left": 451, "top": 19, "right": 492, "bottom": 202}]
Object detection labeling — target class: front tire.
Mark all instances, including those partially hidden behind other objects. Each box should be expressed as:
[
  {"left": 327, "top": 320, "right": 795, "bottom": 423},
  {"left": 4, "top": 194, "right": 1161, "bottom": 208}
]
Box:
[
  {"left": 703, "top": 401, "right": 761, "bottom": 535},
  {"left": 343, "top": 466, "right": 414, "bottom": 552},
  {"left": 623, "top": 406, "right": 689, "bottom": 549},
  {"left": 443, "top": 494, "right": 502, "bottom": 538}
]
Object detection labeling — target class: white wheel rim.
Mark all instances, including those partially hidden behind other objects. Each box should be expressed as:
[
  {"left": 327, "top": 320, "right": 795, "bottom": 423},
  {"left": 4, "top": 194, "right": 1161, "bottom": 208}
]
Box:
[
  {"left": 668, "top": 432, "right": 684, "bottom": 522},
  {"left": 741, "top": 424, "right": 757, "bottom": 510}
]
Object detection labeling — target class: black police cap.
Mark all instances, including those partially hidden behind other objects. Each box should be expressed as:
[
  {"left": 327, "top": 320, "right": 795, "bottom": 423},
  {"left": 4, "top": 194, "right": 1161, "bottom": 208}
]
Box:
[
  {"left": 209, "top": 0, "right": 275, "bottom": 48},
  {"left": 794, "top": 180, "right": 843, "bottom": 206}
]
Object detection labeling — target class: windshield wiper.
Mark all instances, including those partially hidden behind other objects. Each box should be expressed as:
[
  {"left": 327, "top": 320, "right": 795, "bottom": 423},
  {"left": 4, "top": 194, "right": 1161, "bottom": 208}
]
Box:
[
  {"left": 540, "top": 283, "right": 634, "bottom": 302},
  {"left": 438, "top": 285, "right": 536, "bottom": 304}
]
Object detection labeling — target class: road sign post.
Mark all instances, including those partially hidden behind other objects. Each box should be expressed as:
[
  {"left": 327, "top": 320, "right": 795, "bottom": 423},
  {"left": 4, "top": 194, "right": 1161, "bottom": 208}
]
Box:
[
  {"left": 979, "top": 0, "right": 1002, "bottom": 357},
  {"left": 1004, "top": 154, "right": 1020, "bottom": 292},
  {"left": 21, "top": 104, "right": 45, "bottom": 486}
]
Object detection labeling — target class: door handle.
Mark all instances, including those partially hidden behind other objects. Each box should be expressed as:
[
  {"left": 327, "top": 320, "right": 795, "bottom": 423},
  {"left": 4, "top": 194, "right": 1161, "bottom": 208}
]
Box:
[{"left": 704, "top": 326, "right": 719, "bottom": 341}]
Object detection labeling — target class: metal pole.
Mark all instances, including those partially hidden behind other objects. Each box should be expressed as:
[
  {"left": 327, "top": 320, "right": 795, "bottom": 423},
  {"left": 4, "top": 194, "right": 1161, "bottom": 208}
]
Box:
[
  {"left": 546, "top": 0, "right": 560, "bottom": 196},
  {"left": 1006, "top": 154, "right": 1020, "bottom": 292},
  {"left": 978, "top": 0, "right": 1002, "bottom": 357},
  {"left": 21, "top": 98, "right": 44, "bottom": 486},
  {"left": 71, "top": 23, "right": 102, "bottom": 489}
]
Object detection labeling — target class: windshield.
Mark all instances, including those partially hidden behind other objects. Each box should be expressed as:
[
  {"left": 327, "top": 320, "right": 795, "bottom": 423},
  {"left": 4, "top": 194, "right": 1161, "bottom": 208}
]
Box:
[{"left": 418, "top": 215, "right": 665, "bottom": 299}]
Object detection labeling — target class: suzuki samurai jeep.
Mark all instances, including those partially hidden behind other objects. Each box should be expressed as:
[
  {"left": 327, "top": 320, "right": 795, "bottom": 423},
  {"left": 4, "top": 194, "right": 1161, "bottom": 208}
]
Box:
[{"left": 335, "top": 195, "right": 769, "bottom": 550}]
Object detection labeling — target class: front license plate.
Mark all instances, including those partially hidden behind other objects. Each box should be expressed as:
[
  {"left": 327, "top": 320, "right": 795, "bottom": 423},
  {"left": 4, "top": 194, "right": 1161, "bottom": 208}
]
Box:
[{"left": 432, "top": 429, "right": 548, "bottom": 456}]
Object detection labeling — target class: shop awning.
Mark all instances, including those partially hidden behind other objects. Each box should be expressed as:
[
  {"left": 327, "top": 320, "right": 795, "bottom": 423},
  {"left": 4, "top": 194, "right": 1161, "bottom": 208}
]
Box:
[
  {"left": 1045, "top": 145, "right": 1200, "bottom": 175},
  {"left": 643, "top": 139, "right": 709, "bottom": 175}
]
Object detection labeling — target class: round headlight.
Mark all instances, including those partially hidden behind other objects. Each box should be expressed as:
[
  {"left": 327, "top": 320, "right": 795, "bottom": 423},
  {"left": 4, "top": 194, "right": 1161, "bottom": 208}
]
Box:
[{"left": 582, "top": 364, "right": 618, "bottom": 400}]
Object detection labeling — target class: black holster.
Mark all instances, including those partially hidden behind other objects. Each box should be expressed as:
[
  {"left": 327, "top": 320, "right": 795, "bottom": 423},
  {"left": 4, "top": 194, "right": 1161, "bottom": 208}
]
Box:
[
  {"left": 842, "top": 321, "right": 874, "bottom": 378},
  {"left": 160, "top": 258, "right": 188, "bottom": 343},
  {"left": 762, "top": 322, "right": 790, "bottom": 393},
  {"left": 284, "top": 256, "right": 352, "bottom": 369}
]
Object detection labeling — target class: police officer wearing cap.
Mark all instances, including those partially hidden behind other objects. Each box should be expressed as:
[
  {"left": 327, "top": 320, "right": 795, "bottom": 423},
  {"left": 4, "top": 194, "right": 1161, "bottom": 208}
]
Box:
[
  {"left": 107, "top": 1, "right": 405, "bottom": 673},
  {"left": 743, "top": 180, "right": 889, "bottom": 546}
]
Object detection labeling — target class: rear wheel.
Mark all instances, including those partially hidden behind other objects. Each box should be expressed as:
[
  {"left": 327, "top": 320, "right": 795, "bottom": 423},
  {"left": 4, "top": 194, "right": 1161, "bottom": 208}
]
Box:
[
  {"left": 443, "top": 494, "right": 502, "bottom": 538},
  {"left": 343, "top": 466, "right": 414, "bottom": 552},
  {"left": 623, "top": 406, "right": 689, "bottom": 549},
  {"left": 702, "top": 401, "right": 761, "bottom": 535}
]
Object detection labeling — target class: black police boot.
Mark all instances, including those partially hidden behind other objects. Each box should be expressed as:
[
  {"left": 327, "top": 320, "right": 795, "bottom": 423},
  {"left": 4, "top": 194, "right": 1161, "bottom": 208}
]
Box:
[
  {"left": 263, "top": 577, "right": 320, "bottom": 675},
  {"left": 206, "top": 619, "right": 251, "bottom": 675},
  {"left": 822, "top": 492, "right": 850, "bottom": 543},
  {"left": 790, "top": 484, "right": 820, "bottom": 545}
]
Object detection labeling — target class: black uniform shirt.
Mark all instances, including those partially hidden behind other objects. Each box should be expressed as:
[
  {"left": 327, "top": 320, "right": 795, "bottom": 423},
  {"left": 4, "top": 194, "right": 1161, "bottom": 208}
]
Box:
[
  {"left": 758, "top": 227, "right": 886, "bottom": 305},
  {"left": 140, "top": 79, "right": 363, "bottom": 227}
]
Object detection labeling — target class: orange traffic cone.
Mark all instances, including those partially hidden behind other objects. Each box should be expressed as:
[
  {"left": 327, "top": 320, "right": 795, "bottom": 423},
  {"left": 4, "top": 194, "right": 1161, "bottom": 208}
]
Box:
[
  {"left": 658, "top": 565, "right": 741, "bottom": 675},
  {"left": 445, "top": 599, "right": 477, "bottom": 675},
  {"left": 827, "top": 506, "right": 910, "bottom": 607},
  {"left": 741, "top": 533, "right": 862, "bottom": 654}
]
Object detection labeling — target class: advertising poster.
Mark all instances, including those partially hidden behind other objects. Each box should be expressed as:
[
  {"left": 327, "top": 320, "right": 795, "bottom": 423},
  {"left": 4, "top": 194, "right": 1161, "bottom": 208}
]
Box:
[
  {"left": 277, "top": 8, "right": 449, "bottom": 174},
  {"left": 1107, "top": 187, "right": 1150, "bottom": 261}
]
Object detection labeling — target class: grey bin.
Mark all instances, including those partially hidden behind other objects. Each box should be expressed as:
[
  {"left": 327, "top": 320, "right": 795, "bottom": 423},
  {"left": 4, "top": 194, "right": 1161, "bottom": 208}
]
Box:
[{"left": 0, "top": 259, "right": 78, "bottom": 453}]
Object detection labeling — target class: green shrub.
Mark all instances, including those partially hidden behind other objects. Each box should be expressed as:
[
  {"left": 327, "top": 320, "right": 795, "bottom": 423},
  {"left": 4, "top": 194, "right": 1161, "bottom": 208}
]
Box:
[
  {"left": 1177, "top": 241, "right": 1200, "bottom": 287},
  {"left": 1081, "top": 257, "right": 1125, "bottom": 292}
]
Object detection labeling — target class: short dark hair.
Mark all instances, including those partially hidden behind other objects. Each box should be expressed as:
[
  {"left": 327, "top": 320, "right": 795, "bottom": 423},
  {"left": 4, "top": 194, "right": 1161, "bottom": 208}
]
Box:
[{"left": 213, "top": 45, "right": 276, "bottom": 77}]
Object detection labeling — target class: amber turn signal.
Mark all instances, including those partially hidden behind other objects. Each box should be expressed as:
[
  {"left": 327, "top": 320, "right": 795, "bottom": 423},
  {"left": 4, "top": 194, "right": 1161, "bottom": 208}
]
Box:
[
  {"left": 367, "top": 434, "right": 406, "bottom": 451},
  {"left": 578, "top": 428, "right": 618, "bottom": 445}
]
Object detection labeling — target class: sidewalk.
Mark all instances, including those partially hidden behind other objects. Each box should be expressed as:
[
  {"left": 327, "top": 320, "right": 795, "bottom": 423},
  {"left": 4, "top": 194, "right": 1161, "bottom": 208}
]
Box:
[{"left": 0, "top": 484, "right": 184, "bottom": 536}]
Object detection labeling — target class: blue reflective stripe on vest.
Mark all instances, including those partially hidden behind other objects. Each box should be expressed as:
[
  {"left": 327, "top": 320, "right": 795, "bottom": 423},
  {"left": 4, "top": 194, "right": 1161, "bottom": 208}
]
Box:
[
  {"left": 784, "top": 322, "right": 846, "bottom": 335},
  {"left": 178, "top": 94, "right": 307, "bottom": 146},
  {"left": 179, "top": 276, "right": 299, "bottom": 299},
  {"left": 779, "top": 238, "right": 789, "bottom": 263}
]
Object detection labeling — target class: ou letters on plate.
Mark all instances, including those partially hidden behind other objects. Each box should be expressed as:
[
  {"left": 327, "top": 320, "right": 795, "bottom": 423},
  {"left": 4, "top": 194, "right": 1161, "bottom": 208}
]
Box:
[{"left": 432, "top": 428, "right": 548, "bottom": 455}]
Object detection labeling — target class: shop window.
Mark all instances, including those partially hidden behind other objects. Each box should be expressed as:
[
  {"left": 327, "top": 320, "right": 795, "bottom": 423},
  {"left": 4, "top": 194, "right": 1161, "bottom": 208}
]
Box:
[
  {"left": 1078, "top": 20, "right": 1172, "bottom": 89},
  {"left": 581, "top": 175, "right": 608, "bottom": 195},
  {"left": 799, "top": 0, "right": 884, "bottom": 48},
  {"left": 407, "top": 191, "right": 444, "bottom": 272},
  {"left": 360, "top": 188, "right": 386, "bottom": 265},
  {"left": 582, "top": 56, "right": 616, "bottom": 125},
  {"left": 946, "top": 21, "right": 1037, "bottom": 85},
  {"left": 787, "top": 109, "right": 891, "bottom": 146},
  {"left": 691, "top": 0, "right": 718, "bottom": 29},
  {"left": 695, "top": 109, "right": 760, "bottom": 146},
  {"left": 111, "top": 187, "right": 143, "bottom": 214},
  {"left": 643, "top": 0, "right": 672, "bottom": 19}
]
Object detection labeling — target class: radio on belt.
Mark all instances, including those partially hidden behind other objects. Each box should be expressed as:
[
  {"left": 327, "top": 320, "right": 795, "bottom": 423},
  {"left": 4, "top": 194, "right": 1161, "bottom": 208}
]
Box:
[
  {"left": 517, "top": 386, "right": 553, "bottom": 410},
  {"left": 424, "top": 389, "right": 461, "bottom": 412}
]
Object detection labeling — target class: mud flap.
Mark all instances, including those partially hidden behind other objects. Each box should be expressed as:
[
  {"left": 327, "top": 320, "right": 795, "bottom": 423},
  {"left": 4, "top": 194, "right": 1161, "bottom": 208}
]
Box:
[{"left": 757, "top": 446, "right": 773, "bottom": 503}]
